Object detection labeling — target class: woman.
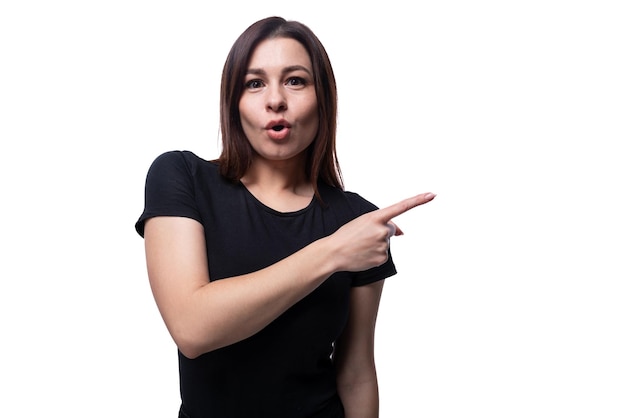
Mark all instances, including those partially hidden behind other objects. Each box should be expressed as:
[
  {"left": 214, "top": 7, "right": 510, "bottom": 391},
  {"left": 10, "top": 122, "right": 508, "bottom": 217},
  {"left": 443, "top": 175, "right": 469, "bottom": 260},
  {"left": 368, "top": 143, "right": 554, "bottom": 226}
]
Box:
[{"left": 135, "top": 16, "right": 435, "bottom": 418}]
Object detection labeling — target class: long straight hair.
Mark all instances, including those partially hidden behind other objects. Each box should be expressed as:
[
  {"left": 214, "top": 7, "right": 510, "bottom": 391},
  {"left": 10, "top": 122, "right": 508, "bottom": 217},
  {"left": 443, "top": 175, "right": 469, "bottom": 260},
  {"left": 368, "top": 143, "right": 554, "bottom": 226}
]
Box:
[{"left": 216, "top": 16, "right": 343, "bottom": 199}]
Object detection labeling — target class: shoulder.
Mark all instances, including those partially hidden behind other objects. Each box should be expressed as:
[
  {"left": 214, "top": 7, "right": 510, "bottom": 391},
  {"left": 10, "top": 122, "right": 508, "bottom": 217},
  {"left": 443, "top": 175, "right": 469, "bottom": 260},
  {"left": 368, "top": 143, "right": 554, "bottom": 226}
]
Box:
[
  {"left": 319, "top": 183, "right": 379, "bottom": 218},
  {"left": 136, "top": 151, "right": 218, "bottom": 237},
  {"left": 148, "top": 150, "right": 212, "bottom": 171},
  {"left": 343, "top": 190, "right": 379, "bottom": 213},
  {"left": 146, "top": 150, "right": 218, "bottom": 179}
]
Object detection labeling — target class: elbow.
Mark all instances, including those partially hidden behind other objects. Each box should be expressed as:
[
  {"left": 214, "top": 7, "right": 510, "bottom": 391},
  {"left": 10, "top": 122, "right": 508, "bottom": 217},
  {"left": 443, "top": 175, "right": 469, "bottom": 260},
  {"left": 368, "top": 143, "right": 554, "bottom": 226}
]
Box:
[
  {"left": 176, "top": 339, "right": 203, "bottom": 359},
  {"left": 170, "top": 327, "right": 211, "bottom": 359},
  {"left": 170, "top": 324, "right": 229, "bottom": 359},
  {"left": 177, "top": 339, "right": 234, "bottom": 359}
]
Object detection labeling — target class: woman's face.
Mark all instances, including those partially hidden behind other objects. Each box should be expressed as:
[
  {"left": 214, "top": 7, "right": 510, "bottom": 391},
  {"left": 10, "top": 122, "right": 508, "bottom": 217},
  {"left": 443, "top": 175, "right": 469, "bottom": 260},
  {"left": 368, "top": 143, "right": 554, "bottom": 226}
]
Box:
[{"left": 239, "top": 37, "right": 319, "bottom": 164}]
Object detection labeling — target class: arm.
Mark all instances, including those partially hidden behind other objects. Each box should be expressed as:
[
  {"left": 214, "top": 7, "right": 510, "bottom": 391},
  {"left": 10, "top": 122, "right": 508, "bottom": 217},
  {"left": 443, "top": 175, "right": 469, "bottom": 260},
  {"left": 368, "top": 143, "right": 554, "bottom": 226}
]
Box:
[
  {"left": 334, "top": 280, "right": 384, "bottom": 418},
  {"left": 143, "top": 193, "right": 435, "bottom": 359},
  {"left": 144, "top": 215, "right": 338, "bottom": 358}
]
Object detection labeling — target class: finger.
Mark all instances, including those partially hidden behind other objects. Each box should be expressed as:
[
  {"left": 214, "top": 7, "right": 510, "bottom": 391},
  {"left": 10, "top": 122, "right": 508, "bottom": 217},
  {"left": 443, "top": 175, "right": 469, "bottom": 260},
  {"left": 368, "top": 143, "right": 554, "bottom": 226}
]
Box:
[
  {"left": 387, "top": 221, "right": 403, "bottom": 237},
  {"left": 377, "top": 192, "right": 436, "bottom": 223},
  {"left": 385, "top": 222, "right": 396, "bottom": 239}
]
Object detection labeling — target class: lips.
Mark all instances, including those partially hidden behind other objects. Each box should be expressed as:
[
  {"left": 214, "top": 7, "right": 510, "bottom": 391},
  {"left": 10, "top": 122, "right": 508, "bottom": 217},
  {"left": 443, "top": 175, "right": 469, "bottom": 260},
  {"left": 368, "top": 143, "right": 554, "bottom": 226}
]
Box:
[
  {"left": 265, "top": 119, "right": 291, "bottom": 131},
  {"left": 265, "top": 119, "right": 291, "bottom": 140}
]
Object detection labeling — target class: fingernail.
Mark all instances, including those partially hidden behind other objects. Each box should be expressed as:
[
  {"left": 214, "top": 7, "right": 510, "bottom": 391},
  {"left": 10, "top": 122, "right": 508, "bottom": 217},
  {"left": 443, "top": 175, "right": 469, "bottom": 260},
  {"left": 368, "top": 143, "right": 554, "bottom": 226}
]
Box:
[{"left": 425, "top": 193, "right": 436, "bottom": 199}]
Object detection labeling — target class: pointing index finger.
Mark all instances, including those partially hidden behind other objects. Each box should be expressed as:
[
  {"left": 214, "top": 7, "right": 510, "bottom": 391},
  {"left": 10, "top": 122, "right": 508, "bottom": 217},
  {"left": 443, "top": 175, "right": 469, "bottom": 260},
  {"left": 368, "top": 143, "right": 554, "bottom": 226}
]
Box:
[{"left": 377, "top": 192, "right": 436, "bottom": 222}]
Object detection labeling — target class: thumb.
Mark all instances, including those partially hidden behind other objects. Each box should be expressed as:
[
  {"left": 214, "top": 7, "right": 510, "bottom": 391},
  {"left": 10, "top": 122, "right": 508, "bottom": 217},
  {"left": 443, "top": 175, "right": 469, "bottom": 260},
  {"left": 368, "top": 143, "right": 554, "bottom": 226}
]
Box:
[{"left": 387, "top": 221, "right": 403, "bottom": 237}]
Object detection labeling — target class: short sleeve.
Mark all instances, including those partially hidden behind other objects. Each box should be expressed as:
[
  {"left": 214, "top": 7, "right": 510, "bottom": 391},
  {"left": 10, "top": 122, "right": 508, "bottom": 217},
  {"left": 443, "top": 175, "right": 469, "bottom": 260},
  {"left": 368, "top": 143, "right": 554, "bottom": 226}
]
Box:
[
  {"left": 134, "top": 151, "right": 202, "bottom": 237},
  {"left": 350, "top": 252, "right": 397, "bottom": 286}
]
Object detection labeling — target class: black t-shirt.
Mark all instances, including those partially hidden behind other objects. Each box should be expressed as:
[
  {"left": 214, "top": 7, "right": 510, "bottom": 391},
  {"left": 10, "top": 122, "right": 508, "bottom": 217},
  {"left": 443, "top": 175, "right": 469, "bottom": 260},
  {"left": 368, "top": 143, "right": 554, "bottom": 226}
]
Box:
[{"left": 135, "top": 150, "right": 396, "bottom": 417}]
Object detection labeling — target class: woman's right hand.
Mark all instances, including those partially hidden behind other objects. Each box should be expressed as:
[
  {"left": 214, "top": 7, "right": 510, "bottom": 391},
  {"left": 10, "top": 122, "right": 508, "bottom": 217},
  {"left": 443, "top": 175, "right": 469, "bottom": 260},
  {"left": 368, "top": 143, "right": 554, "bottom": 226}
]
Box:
[{"left": 329, "top": 192, "right": 436, "bottom": 272}]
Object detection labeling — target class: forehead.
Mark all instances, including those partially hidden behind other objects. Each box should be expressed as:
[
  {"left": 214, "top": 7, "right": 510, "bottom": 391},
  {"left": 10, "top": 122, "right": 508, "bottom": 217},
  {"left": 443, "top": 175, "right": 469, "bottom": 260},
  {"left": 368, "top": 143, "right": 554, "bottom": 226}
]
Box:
[{"left": 248, "top": 37, "right": 312, "bottom": 70}]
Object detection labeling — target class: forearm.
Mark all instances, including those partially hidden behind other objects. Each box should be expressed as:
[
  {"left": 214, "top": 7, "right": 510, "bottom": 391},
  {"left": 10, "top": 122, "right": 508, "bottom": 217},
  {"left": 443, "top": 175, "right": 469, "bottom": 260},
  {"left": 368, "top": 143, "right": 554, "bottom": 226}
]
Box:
[
  {"left": 160, "top": 235, "right": 340, "bottom": 358},
  {"left": 337, "top": 378, "right": 379, "bottom": 418}
]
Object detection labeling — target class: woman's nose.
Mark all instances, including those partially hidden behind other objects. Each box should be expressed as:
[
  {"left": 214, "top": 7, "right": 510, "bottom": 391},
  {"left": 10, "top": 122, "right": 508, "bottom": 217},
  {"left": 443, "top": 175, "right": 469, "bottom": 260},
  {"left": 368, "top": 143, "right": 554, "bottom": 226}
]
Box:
[{"left": 266, "top": 85, "right": 287, "bottom": 112}]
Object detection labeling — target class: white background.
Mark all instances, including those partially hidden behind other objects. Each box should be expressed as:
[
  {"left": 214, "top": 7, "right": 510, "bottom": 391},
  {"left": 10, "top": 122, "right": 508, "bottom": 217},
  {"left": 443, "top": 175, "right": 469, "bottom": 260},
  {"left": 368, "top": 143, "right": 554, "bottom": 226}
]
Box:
[{"left": 1, "top": 1, "right": 625, "bottom": 417}]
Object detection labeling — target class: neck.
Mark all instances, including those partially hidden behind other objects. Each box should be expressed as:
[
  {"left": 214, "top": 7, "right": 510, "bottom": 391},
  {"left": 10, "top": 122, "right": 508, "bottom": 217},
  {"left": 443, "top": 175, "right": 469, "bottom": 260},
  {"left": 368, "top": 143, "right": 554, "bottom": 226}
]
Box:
[
  {"left": 242, "top": 155, "right": 309, "bottom": 193},
  {"left": 240, "top": 156, "right": 314, "bottom": 211}
]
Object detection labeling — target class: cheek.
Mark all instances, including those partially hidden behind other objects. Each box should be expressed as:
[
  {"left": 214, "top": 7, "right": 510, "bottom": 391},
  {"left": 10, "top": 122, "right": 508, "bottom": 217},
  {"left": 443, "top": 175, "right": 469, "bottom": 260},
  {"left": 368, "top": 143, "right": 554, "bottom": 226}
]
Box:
[
  {"left": 301, "top": 100, "right": 319, "bottom": 127},
  {"left": 238, "top": 99, "right": 256, "bottom": 130}
]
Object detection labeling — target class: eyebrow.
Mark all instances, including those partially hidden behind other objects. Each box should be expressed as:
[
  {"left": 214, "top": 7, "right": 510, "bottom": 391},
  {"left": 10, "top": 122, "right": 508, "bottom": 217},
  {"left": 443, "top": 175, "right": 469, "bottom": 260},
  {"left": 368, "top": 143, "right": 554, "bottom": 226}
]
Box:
[{"left": 245, "top": 65, "right": 313, "bottom": 76}]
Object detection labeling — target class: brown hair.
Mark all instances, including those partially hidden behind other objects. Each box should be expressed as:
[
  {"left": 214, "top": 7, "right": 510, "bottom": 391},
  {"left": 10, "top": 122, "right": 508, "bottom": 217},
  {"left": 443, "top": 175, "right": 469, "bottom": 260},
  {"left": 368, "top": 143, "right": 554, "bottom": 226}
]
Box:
[{"left": 216, "top": 16, "right": 343, "bottom": 199}]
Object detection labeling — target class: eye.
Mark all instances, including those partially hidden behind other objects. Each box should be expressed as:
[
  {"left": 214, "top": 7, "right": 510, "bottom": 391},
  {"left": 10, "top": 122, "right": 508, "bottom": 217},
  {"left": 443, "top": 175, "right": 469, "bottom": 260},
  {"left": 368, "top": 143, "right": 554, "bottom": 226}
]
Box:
[
  {"left": 286, "top": 77, "right": 307, "bottom": 87},
  {"left": 245, "top": 79, "right": 264, "bottom": 89}
]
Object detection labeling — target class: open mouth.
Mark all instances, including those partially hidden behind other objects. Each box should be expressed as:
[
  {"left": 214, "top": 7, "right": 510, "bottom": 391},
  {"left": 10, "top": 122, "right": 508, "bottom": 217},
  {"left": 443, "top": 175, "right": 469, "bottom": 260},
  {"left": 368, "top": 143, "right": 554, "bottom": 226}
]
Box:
[{"left": 271, "top": 125, "right": 285, "bottom": 131}]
